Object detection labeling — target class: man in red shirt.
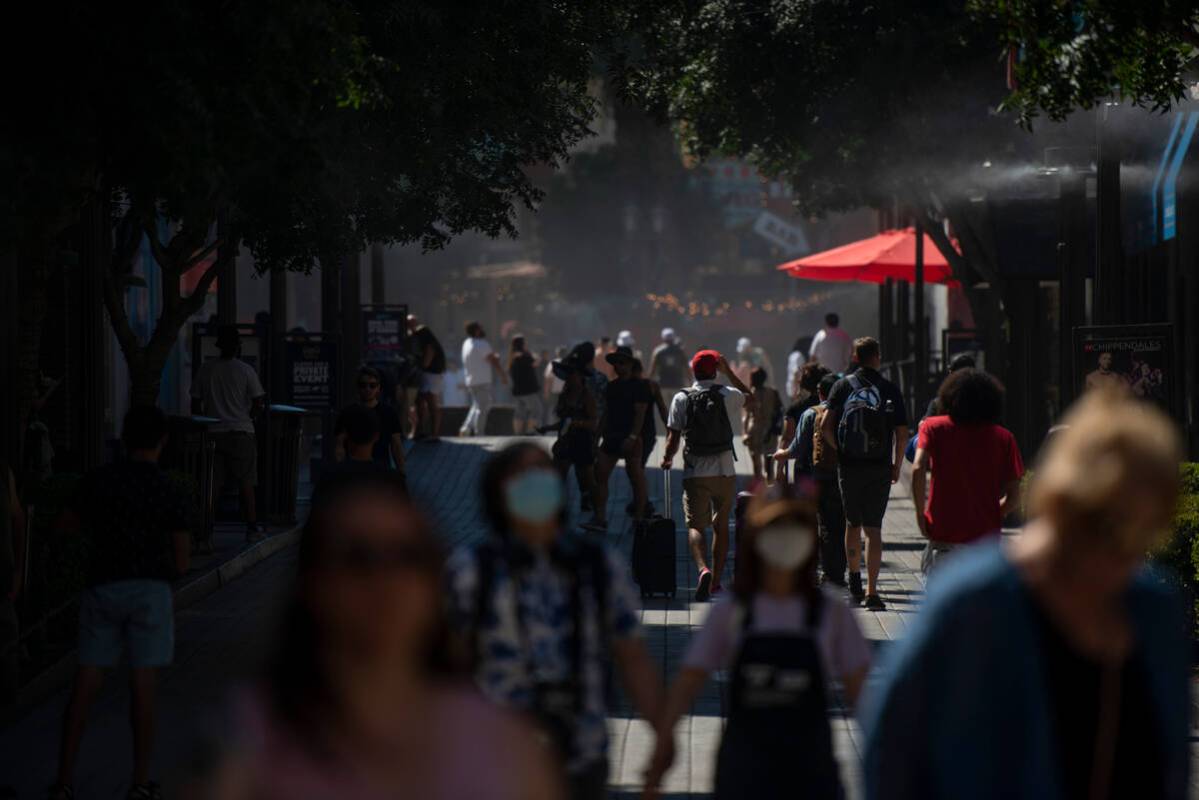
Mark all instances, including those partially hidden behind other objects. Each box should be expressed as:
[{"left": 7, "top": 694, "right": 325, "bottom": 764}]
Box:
[{"left": 911, "top": 368, "right": 1024, "bottom": 574}]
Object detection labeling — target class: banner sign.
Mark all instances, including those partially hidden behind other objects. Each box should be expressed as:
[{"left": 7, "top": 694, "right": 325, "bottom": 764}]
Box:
[
  {"left": 285, "top": 337, "right": 339, "bottom": 409},
  {"left": 1074, "top": 324, "right": 1174, "bottom": 413},
  {"left": 752, "top": 211, "right": 810, "bottom": 255},
  {"left": 362, "top": 304, "right": 409, "bottom": 361}
]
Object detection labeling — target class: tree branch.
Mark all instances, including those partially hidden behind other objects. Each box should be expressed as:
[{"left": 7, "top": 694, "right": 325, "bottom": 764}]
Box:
[
  {"left": 142, "top": 219, "right": 172, "bottom": 274},
  {"left": 165, "top": 224, "right": 208, "bottom": 269},
  {"left": 100, "top": 258, "right": 142, "bottom": 361},
  {"left": 921, "top": 213, "right": 975, "bottom": 281},
  {"left": 177, "top": 242, "right": 234, "bottom": 322},
  {"left": 942, "top": 201, "right": 1003, "bottom": 289},
  {"left": 178, "top": 237, "right": 224, "bottom": 276},
  {"left": 111, "top": 207, "right": 143, "bottom": 276}
]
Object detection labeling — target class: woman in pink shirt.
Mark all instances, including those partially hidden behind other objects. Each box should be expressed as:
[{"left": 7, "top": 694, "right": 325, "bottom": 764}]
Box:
[{"left": 210, "top": 472, "right": 560, "bottom": 800}]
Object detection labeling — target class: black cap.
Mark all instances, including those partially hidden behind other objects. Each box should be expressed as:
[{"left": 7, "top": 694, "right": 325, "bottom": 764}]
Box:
[{"left": 605, "top": 345, "right": 635, "bottom": 365}]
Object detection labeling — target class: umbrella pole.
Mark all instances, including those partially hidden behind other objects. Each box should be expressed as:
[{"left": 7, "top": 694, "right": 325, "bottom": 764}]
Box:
[{"left": 914, "top": 220, "right": 926, "bottom": 420}]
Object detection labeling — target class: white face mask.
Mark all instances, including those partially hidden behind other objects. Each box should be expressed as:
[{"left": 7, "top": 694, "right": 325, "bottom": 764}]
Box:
[{"left": 755, "top": 524, "right": 816, "bottom": 571}]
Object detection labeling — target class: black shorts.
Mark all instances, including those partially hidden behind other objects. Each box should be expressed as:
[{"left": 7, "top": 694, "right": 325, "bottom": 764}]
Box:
[
  {"left": 837, "top": 462, "right": 892, "bottom": 528},
  {"left": 554, "top": 429, "right": 596, "bottom": 467},
  {"left": 600, "top": 433, "right": 640, "bottom": 459}
]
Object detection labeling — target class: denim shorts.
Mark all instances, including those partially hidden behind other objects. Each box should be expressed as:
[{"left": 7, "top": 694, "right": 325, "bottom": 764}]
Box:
[
  {"left": 78, "top": 579, "right": 174, "bottom": 668},
  {"left": 419, "top": 372, "right": 444, "bottom": 394}
]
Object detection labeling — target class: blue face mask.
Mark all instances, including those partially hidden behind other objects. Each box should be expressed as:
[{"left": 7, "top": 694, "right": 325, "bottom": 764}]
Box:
[{"left": 505, "top": 469, "right": 564, "bottom": 525}]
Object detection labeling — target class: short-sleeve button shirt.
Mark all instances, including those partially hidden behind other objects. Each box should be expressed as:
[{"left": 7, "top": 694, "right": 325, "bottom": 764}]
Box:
[{"left": 446, "top": 542, "right": 642, "bottom": 773}]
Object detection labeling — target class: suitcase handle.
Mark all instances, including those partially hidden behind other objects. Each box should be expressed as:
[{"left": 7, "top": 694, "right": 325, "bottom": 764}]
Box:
[{"left": 663, "top": 468, "right": 672, "bottom": 522}]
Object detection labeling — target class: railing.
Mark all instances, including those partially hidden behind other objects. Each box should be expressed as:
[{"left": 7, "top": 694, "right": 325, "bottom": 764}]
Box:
[{"left": 880, "top": 355, "right": 944, "bottom": 423}]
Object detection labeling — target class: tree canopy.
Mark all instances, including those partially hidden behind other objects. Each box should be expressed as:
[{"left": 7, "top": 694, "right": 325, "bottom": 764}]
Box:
[
  {"left": 622, "top": 0, "right": 1019, "bottom": 217},
  {"left": 4, "top": 0, "right": 638, "bottom": 402},
  {"left": 971, "top": 0, "right": 1199, "bottom": 124}
]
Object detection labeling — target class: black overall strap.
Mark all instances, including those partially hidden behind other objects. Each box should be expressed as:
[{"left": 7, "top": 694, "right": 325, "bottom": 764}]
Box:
[{"left": 717, "top": 591, "right": 840, "bottom": 800}]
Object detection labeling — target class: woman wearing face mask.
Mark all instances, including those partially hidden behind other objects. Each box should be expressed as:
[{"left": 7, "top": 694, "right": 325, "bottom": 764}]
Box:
[
  {"left": 446, "top": 442, "right": 664, "bottom": 800},
  {"left": 209, "top": 471, "right": 559, "bottom": 800},
  {"left": 644, "top": 489, "right": 871, "bottom": 800},
  {"left": 862, "top": 390, "right": 1189, "bottom": 800}
]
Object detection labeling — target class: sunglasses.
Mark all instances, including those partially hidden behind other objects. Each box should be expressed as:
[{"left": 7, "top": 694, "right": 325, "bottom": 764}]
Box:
[
  {"left": 358, "top": 381, "right": 380, "bottom": 389},
  {"left": 323, "top": 540, "right": 440, "bottom": 574}
]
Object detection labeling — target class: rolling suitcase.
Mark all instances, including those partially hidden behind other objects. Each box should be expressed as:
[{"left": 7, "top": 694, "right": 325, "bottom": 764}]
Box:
[{"left": 632, "top": 470, "right": 676, "bottom": 598}]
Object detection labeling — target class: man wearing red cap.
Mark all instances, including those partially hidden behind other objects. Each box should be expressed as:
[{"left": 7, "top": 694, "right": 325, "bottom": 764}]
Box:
[{"left": 661, "top": 350, "right": 752, "bottom": 601}]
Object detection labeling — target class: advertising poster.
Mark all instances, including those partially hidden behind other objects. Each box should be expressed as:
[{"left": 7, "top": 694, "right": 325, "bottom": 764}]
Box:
[
  {"left": 1074, "top": 324, "right": 1174, "bottom": 413},
  {"left": 362, "top": 304, "right": 409, "bottom": 361},
  {"left": 285, "top": 337, "right": 339, "bottom": 409}
]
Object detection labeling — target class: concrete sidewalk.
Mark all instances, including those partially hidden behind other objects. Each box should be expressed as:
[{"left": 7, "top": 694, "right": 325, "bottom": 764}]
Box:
[
  {"left": 590, "top": 439, "right": 926, "bottom": 800},
  {"left": 4, "top": 435, "right": 1195, "bottom": 799},
  {"left": 402, "top": 436, "right": 928, "bottom": 799},
  {"left": 10, "top": 516, "right": 301, "bottom": 728}
]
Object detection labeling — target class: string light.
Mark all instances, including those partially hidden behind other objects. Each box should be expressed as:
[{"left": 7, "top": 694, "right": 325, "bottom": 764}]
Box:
[{"left": 642, "top": 291, "right": 836, "bottom": 321}]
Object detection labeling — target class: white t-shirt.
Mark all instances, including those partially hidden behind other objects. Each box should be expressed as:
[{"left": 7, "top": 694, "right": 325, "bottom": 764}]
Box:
[
  {"left": 683, "top": 590, "right": 871, "bottom": 683},
  {"left": 667, "top": 380, "right": 744, "bottom": 478},
  {"left": 544, "top": 361, "right": 565, "bottom": 394},
  {"left": 461, "top": 337, "right": 495, "bottom": 388},
  {"left": 191, "top": 358, "right": 265, "bottom": 433},
  {"left": 809, "top": 327, "right": 853, "bottom": 373},
  {"left": 786, "top": 350, "right": 804, "bottom": 398}
]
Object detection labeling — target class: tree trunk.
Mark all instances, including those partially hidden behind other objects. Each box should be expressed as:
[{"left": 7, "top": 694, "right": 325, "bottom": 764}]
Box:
[
  {"left": 127, "top": 323, "right": 187, "bottom": 408},
  {"left": 103, "top": 208, "right": 233, "bottom": 412},
  {"left": 127, "top": 354, "right": 160, "bottom": 407}
]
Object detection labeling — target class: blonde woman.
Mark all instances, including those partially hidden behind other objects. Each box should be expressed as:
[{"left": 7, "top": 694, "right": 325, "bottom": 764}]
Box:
[{"left": 862, "top": 390, "right": 1189, "bottom": 800}]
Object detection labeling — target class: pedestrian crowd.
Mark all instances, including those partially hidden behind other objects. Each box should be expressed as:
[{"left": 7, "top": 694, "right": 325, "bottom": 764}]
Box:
[{"left": 21, "top": 310, "right": 1194, "bottom": 800}]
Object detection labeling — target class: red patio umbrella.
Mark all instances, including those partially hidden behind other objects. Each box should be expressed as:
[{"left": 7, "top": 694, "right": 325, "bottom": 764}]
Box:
[{"left": 777, "top": 227, "right": 959, "bottom": 285}]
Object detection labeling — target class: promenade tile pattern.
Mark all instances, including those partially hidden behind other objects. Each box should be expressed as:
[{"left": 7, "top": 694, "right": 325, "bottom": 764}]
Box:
[
  {"left": 2, "top": 435, "right": 1196, "bottom": 798},
  {"left": 405, "top": 436, "right": 928, "bottom": 800}
]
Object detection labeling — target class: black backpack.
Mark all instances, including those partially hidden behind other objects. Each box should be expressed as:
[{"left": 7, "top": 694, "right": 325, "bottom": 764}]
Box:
[
  {"left": 683, "top": 386, "right": 734, "bottom": 458},
  {"left": 836, "top": 373, "right": 890, "bottom": 460}
]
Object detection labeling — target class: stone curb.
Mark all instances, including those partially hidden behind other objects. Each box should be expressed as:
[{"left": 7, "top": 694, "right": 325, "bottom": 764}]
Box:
[{"left": 3, "top": 525, "right": 301, "bottom": 729}]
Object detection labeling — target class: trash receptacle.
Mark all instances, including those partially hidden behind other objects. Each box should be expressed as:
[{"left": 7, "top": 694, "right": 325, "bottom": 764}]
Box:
[
  {"left": 258, "top": 404, "right": 305, "bottom": 525},
  {"left": 162, "top": 415, "right": 219, "bottom": 549}
]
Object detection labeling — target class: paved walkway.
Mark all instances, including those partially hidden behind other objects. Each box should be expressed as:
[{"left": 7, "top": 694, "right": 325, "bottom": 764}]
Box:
[
  {"left": 3, "top": 435, "right": 1195, "bottom": 798},
  {"left": 405, "top": 435, "right": 928, "bottom": 800}
]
